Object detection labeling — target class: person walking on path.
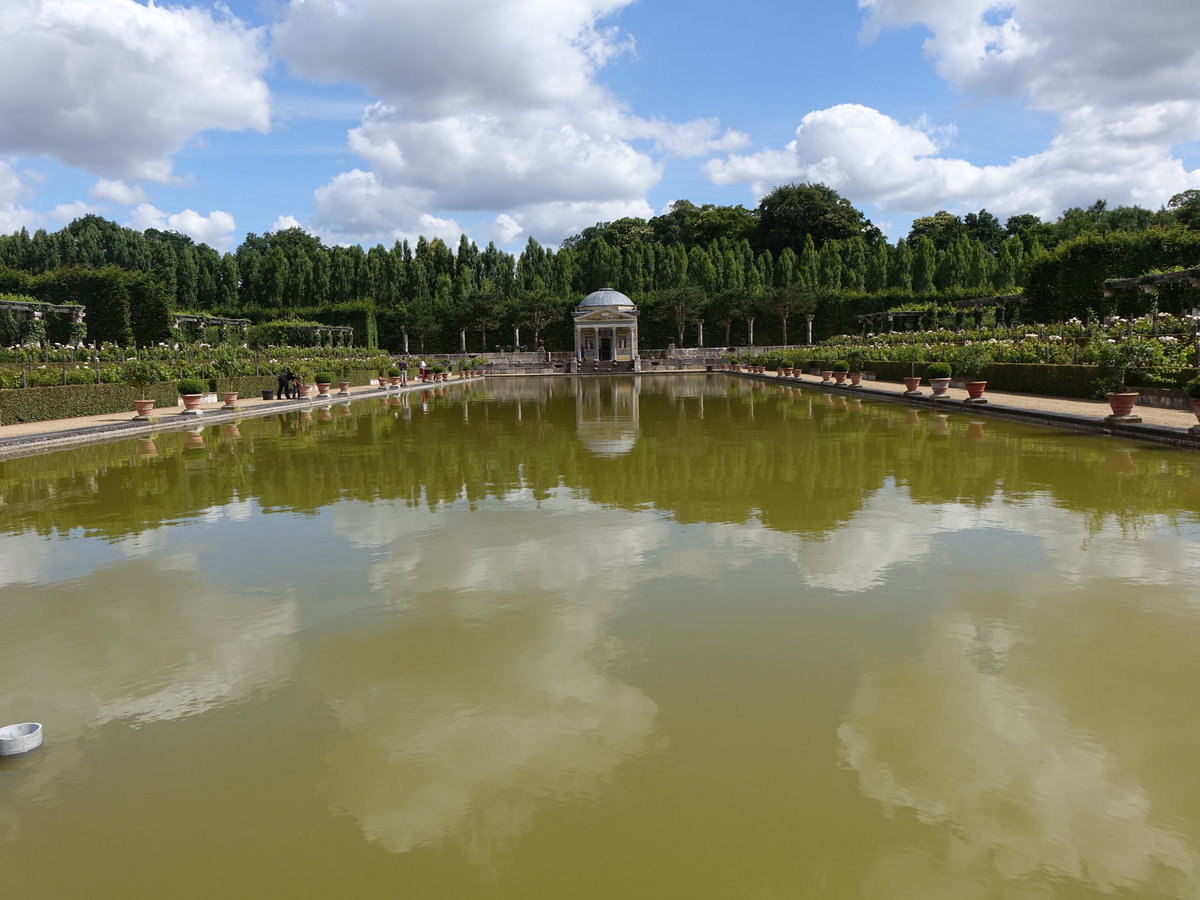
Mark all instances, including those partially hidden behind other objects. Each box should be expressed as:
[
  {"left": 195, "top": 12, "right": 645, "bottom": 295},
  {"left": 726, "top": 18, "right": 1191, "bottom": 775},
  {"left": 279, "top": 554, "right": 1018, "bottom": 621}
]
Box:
[{"left": 419, "top": 359, "right": 427, "bottom": 382}]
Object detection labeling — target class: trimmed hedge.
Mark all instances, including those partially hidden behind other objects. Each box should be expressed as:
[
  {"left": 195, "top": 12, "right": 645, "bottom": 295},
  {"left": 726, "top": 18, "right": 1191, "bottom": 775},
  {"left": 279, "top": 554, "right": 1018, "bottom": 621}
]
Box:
[
  {"left": 2, "top": 368, "right": 386, "bottom": 422},
  {"left": 1, "top": 382, "right": 180, "bottom": 423},
  {"left": 864, "top": 361, "right": 1105, "bottom": 399}
]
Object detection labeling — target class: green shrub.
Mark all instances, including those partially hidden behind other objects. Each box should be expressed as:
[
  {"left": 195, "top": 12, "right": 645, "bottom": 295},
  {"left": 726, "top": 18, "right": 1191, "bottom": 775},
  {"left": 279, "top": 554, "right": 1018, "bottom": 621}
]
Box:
[
  {"left": 831, "top": 359, "right": 848, "bottom": 372},
  {"left": 1186, "top": 375, "right": 1200, "bottom": 398},
  {"left": 948, "top": 344, "right": 993, "bottom": 381},
  {"left": 387, "top": 367, "right": 401, "bottom": 377},
  {"left": 925, "top": 362, "right": 952, "bottom": 379},
  {"left": 0, "top": 382, "right": 180, "bottom": 423},
  {"left": 313, "top": 371, "right": 333, "bottom": 384},
  {"left": 177, "top": 378, "right": 206, "bottom": 395},
  {"left": 124, "top": 359, "right": 166, "bottom": 399}
]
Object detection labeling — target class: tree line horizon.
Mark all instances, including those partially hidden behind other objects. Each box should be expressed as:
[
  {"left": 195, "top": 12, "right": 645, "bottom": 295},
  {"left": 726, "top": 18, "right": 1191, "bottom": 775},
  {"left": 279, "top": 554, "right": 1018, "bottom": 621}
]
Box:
[{"left": 1, "top": 183, "right": 1199, "bottom": 352}]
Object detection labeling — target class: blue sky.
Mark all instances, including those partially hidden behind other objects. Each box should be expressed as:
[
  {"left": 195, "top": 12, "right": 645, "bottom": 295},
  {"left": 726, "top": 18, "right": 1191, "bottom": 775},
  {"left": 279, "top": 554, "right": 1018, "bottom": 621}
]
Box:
[{"left": 1, "top": 0, "right": 1197, "bottom": 252}]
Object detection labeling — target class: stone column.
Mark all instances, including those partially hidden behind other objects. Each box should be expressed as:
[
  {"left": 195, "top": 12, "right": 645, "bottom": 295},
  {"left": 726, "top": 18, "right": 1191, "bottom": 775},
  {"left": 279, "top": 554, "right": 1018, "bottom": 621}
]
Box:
[{"left": 806, "top": 314, "right": 814, "bottom": 345}]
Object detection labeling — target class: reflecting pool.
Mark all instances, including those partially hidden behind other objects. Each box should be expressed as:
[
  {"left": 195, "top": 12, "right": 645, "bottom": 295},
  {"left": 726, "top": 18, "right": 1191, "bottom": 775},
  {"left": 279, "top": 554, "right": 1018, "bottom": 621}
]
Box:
[{"left": 2, "top": 375, "right": 1199, "bottom": 898}]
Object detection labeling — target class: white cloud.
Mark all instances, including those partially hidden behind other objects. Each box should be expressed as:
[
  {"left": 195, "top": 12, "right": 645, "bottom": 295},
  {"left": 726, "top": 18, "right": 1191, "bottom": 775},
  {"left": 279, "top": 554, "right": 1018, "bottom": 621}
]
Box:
[
  {"left": 492, "top": 213, "right": 524, "bottom": 245},
  {"left": 274, "top": 0, "right": 742, "bottom": 246},
  {"left": 310, "top": 169, "right": 462, "bottom": 246},
  {"left": 0, "top": 0, "right": 270, "bottom": 182},
  {"left": 49, "top": 199, "right": 102, "bottom": 223},
  {"left": 90, "top": 178, "right": 147, "bottom": 206},
  {"left": 0, "top": 160, "right": 41, "bottom": 233},
  {"left": 127, "top": 203, "right": 237, "bottom": 250},
  {"left": 270, "top": 214, "right": 305, "bottom": 233},
  {"left": 709, "top": 1, "right": 1200, "bottom": 229},
  {"left": 274, "top": 0, "right": 635, "bottom": 115}
]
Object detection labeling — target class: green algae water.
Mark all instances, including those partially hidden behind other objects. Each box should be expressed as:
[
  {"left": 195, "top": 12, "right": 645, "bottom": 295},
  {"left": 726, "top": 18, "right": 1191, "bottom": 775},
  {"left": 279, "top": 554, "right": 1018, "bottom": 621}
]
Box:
[{"left": 2, "top": 375, "right": 1199, "bottom": 899}]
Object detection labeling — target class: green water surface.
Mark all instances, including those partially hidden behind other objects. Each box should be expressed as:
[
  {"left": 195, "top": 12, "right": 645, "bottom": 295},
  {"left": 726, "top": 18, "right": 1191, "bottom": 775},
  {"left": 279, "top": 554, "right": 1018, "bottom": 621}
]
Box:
[{"left": 1, "top": 375, "right": 1198, "bottom": 898}]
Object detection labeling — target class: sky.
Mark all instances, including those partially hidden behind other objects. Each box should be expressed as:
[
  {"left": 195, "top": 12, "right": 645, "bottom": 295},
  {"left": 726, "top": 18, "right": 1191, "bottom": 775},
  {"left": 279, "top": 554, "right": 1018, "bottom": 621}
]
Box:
[{"left": 1, "top": 0, "right": 1199, "bottom": 254}]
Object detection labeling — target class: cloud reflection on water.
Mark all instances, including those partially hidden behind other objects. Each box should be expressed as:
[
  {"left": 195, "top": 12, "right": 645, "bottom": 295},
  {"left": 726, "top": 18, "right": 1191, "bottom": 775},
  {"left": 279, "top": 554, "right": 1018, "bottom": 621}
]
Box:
[{"left": 315, "top": 489, "right": 665, "bottom": 868}]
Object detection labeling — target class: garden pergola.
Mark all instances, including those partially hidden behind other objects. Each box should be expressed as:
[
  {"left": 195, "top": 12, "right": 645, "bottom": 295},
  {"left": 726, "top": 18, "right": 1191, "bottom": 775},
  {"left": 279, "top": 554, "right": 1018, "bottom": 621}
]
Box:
[
  {"left": 952, "top": 294, "right": 1026, "bottom": 329},
  {"left": 1102, "top": 267, "right": 1200, "bottom": 297},
  {"left": 0, "top": 298, "right": 86, "bottom": 346},
  {"left": 855, "top": 310, "right": 924, "bottom": 335}
]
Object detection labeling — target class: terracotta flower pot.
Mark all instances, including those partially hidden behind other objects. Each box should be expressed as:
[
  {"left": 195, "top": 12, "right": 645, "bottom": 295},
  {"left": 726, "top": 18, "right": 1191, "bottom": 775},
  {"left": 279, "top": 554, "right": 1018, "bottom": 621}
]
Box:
[
  {"left": 903, "top": 377, "right": 922, "bottom": 393},
  {"left": 316, "top": 382, "right": 331, "bottom": 395},
  {"left": 338, "top": 381, "right": 351, "bottom": 393},
  {"left": 1190, "top": 397, "right": 1200, "bottom": 423},
  {"left": 132, "top": 399, "right": 155, "bottom": 418},
  {"left": 820, "top": 370, "right": 834, "bottom": 383},
  {"left": 219, "top": 391, "right": 239, "bottom": 408},
  {"left": 389, "top": 376, "right": 401, "bottom": 387},
  {"left": 1106, "top": 392, "right": 1139, "bottom": 417},
  {"left": 833, "top": 371, "right": 848, "bottom": 384},
  {"left": 964, "top": 381, "right": 987, "bottom": 400},
  {"left": 849, "top": 372, "right": 863, "bottom": 386},
  {"left": 180, "top": 393, "right": 203, "bottom": 412}
]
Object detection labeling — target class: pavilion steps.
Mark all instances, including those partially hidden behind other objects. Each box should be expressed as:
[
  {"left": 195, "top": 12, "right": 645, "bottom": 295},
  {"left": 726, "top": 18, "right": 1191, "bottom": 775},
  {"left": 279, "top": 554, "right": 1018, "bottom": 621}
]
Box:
[{"left": 578, "top": 360, "right": 635, "bottom": 375}]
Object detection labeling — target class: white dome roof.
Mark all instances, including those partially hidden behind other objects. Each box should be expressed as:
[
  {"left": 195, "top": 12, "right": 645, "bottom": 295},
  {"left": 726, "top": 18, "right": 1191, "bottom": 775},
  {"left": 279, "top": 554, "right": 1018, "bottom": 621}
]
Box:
[{"left": 579, "top": 287, "right": 635, "bottom": 308}]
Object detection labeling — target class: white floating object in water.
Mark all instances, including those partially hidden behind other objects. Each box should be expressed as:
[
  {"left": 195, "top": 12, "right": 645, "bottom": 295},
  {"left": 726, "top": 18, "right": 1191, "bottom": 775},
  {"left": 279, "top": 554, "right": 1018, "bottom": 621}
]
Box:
[{"left": 0, "top": 722, "right": 43, "bottom": 756}]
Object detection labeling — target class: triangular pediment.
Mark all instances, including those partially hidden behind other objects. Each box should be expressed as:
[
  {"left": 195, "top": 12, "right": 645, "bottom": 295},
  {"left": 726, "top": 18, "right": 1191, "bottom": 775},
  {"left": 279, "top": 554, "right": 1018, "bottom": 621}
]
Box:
[{"left": 575, "top": 308, "right": 637, "bottom": 323}]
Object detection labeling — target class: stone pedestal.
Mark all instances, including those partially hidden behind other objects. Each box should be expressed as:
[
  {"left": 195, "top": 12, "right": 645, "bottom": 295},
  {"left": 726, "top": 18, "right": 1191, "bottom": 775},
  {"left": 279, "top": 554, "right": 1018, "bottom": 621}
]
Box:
[{"left": 1105, "top": 414, "right": 1142, "bottom": 426}]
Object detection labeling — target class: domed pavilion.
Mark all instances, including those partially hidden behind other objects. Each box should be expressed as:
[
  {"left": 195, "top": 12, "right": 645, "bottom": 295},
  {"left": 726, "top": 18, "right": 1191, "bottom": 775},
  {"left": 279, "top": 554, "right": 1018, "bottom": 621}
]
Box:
[{"left": 572, "top": 288, "right": 639, "bottom": 367}]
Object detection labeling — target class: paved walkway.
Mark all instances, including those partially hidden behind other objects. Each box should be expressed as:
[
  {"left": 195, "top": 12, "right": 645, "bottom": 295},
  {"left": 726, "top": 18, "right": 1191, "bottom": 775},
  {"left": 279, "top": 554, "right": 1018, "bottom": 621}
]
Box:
[
  {"left": 0, "top": 379, "right": 460, "bottom": 458},
  {"left": 1, "top": 372, "right": 1198, "bottom": 457},
  {"left": 745, "top": 370, "right": 1200, "bottom": 449}
]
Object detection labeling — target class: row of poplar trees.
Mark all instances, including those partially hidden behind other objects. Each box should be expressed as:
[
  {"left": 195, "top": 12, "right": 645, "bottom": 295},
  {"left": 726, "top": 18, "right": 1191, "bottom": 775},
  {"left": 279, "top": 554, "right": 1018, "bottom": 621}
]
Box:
[{"left": 0, "top": 185, "right": 1196, "bottom": 350}]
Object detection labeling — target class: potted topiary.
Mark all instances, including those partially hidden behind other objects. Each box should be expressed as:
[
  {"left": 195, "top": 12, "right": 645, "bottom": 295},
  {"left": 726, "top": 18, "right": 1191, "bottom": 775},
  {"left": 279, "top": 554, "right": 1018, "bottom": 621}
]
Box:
[
  {"left": 952, "top": 345, "right": 993, "bottom": 403},
  {"left": 846, "top": 350, "right": 865, "bottom": 387},
  {"left": 314, "top": 371, "right": 334, "bottom": 396},
  {"left": 333, "top": 359, "right": 352, "bottom": 395},
  {"left": 925, "top": 362, "right": 952, "bottom": 399},
  {"left": 832, "top": 359, "right": 849, "bottom": 386},
  {"left": 387, "top": 367, "right": 402, "bottom": 388},
  {"left": 177, "top": 377, "right": 207, "bottom": 414},
  {"left": 124, "top": 359, "right": 163, "bottom": 420}
]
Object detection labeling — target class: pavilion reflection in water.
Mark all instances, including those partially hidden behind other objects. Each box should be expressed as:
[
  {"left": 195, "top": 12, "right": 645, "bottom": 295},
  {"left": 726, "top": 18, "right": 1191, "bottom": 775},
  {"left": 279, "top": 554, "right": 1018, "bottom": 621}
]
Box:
[{"left": 576, "top": 376, "right": 640, "bottom": 457}]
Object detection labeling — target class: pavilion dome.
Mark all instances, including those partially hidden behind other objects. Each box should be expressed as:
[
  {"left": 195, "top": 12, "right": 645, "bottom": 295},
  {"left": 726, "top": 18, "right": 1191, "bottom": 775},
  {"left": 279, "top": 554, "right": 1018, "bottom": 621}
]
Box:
[{"left": 578, "top": 287, "right": 636, "bottom": 309}]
